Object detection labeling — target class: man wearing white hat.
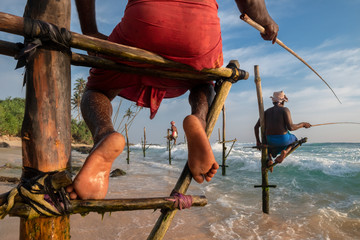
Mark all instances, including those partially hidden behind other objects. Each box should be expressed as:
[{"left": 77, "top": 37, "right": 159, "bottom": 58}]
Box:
[{"left": 254, "top": 91, "right": 311, "bottom": 171}]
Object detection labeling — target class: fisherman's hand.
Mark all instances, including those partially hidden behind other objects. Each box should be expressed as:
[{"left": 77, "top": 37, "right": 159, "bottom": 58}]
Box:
[
  {"left": 303, "top": 122, "right": 312, "bottom": 128},
  {"left": 256, "top": 141, "right": 262, "bottom": 150},
  {"left": 261, "top": 21, "right": 279, "bottom": 44}
]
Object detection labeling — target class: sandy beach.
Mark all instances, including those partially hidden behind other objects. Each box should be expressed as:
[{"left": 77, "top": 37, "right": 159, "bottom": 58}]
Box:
[
  {"left": 0, "top": 143, "right": 212, "bottom": 240},
  {"left": 0, "top": 140, "right": 359, "bottom": 240}
]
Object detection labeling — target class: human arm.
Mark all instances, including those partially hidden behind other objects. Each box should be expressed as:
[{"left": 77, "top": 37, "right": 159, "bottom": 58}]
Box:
[
  {"left": 284, "top": 108, "right": 312, "bottom": 131},
  {"left": 254, "top": 119, "right": 262, "bottom": 147},
  {"left": 75, "top": 0, "right": 108, "bottom": 40},
  {"left": 235, "top": 0, "right": 279, "bottom": 43}
]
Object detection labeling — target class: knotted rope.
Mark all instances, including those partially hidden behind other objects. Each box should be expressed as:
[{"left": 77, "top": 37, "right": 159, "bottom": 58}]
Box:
[{"left": 166, "top": 190, "right": 193, "bottom": 210}]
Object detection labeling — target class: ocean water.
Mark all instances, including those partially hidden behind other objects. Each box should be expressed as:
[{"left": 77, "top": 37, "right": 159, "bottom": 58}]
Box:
[{"left": 0, "top": 142, "right": 359, "bottom": 239}]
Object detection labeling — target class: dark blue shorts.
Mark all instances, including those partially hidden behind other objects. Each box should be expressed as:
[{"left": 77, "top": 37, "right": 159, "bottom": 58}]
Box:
[{"left": 266, "top": 132, "right": 298, "bottom": 157}]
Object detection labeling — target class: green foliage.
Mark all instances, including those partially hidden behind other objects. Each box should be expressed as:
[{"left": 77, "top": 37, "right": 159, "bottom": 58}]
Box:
[
  {"left": 0, "top": 97, "right": 93, "bottom": 144},
  {"left": 71, "top": 119, "right": 93, "bottom": 145},
  {"left": 0, "top": 97, "right": 25, "bottom": 136},
  {"left": 71, "top": 78, "right": 86, "bottom": 121}
]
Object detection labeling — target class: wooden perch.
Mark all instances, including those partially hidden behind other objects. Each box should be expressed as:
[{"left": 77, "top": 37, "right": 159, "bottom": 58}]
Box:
[
  {"left": 0, "top": 12, "right": 249, "bottom": 82},
  {"left": 266, "top": 137, "right": 308, "bottom": 170},
  {"left": 0, "top": 169, "right": 207, "bottom": 218},
  {"left": 0, "top": 39, "right": 239, "bottom": 82},
  {"left": 3, "top": 195, "right": 207, "bottom": 218}
]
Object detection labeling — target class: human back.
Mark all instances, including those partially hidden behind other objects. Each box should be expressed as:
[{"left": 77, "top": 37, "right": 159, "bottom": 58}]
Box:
[{"left": 265, "top": 105, "right": 289, "bottom": 136}]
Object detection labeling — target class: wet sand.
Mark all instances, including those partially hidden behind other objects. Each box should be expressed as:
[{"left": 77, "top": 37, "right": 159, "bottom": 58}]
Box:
[{"left": 0, "top": 145, "right": 212, "bottom": 240}]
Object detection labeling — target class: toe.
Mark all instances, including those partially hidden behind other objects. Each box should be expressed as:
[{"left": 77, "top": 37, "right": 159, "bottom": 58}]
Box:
[
  {"left": 193, "top": 174, "right": 205, "bottom": 184},
  {"left": 66, "top": 185, "right": 73, "bottom": 193},
  {"left": 69, "top": 191, "right": 78, "bottom": 200},
  {"left": 205, "top": 175, "right": 212, "bottom": 182}
]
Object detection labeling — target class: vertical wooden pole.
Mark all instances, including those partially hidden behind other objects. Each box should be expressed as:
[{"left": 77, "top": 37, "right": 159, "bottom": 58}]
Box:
[
  {"left": 20, "top": 0, "right": 71, "bottom": 239},
  {"left": 125, "top": 123, "right": 130, "bottom": 164},
  {"left": 222, "top": 106, "right": 226, "bottom": 176},
  {"left": 218, "top": 128, "right": 221, "bottom": 142},
  {"left": 143, "top": 127, "right": 146, "bottom": 157},
  {"left": 167, "top": 129, "right": 171, "bottom": 165},
  {"left": 148, "top": 76, "right": 235, "bottom": 240},
  {"left": 254, "top": 65, "right": 270, "bottom": 214}
]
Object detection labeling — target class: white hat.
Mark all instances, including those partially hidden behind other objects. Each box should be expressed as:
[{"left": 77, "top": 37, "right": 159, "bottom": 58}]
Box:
[{"left": 270, "top": 91, "right": 288, "bottom": 102}]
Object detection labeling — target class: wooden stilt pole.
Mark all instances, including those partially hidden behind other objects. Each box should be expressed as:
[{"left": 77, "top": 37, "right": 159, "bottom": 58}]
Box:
[
  {"left": 218, "top": 128, "right": 221, "bottom": 142},
  {"left": 167, "top": 129, "right": 172, "bottom": 165},
  {"left": 254, "top": 65, "right": 270, "bottom": 214},
  {"left": 148, "top": 60, "right": 243, "bottom": 240},
  {"left": 125, "top": 124, "right": 130, "bottom": 164},
  {"left": 143, "top": 127, "right": 147, "bottom": 157},
  {"left": 19, "top": 0, "right": 71, "bottom": 239},
  {"left": 222, "top": 106, "right": 227, "bottom": 175}
]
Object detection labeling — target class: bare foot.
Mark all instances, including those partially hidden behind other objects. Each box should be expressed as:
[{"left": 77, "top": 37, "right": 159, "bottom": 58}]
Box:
[
  {"left": 275, "top": 149, "right": 289, "bottom": 164},
  {"left": 66, "top": 132, "right": 125, "bottom": 199},
  {"left": 183, "top": 115, "right": 219, "bottom": 183},
  {"left": 267, "top": 159, "right": 274, "bottom": 173}
]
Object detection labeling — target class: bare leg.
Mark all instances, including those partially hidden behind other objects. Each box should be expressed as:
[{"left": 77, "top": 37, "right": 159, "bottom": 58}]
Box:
[
  {"left": 66, "top": 88, "right": 125, "bottom": 199},
  {"left": 275, "top": 146, "right": 292, "bottom": 164},
  {"left": 184, "top": 84, "right": 219, "bottom": 183},
  {"left": 267, "top": 153, "right": 274, "bottom": 173}
]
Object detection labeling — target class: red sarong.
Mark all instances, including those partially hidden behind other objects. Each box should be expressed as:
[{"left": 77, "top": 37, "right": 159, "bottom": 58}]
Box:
[{"left": 87, "top": 0, "right": 223, "bottom": 119}]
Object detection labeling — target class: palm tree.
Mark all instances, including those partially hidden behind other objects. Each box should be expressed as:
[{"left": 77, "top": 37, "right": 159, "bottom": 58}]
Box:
[
  {"left": 115, "top": 103, "right": 142, "bottom": 133},
  {"left": 71, "top": 78, "right": 86, "bottom": 121}
]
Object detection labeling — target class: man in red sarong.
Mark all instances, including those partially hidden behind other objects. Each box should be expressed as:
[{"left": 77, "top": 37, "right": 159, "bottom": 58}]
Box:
[{"left": 67, "top": 0, "right": 279, "bottom": 200}]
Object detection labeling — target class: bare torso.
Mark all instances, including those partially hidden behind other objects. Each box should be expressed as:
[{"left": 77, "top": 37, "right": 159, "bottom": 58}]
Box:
[{"left": 264, "top": 105, "right": 289, "bottom": 135}]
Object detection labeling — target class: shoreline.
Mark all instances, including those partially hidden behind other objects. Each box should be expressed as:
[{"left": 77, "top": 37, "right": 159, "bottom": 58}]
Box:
[{"left": 0, "top": 135, "right": 92, "bottom": 152}]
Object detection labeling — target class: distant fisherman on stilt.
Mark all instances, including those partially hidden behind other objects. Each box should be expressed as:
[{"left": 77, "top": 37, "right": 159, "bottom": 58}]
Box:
[{"left": 254, "top": 91, "right": 311, "bottom": 172}]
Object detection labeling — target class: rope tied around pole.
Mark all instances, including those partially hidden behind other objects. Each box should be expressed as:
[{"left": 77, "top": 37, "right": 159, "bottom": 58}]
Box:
[
  {"left": 0, "top": 167, "right": 72, "bottom": 219},
  {"left": 15, "top": 17, "right": 72, "bottom": 70},
  {"left": 215, "top": 60, "right": 248, "bottom": 93},
  {"left": 164, "top": 190, "right": 193, "bottom": 211}
]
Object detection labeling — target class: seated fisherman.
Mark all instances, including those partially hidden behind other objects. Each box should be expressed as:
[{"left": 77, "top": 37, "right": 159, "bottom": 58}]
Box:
[
  {"left": 66, "top": 0, "right": 279, "bottom": 200},
  {"left": 169, "top": 121, "right": 178, "bottom": 145},
  {"left": 254, "top": 91, "right": 311, "bottom": 171}
]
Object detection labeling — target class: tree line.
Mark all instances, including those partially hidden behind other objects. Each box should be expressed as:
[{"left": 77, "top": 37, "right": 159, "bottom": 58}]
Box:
[{"left": 0, "top": 78, "right": 141, "bottom": 145}]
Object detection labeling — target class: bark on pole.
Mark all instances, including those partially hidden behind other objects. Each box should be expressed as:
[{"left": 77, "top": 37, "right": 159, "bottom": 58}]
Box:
[
  {"left": 143, "top": 127, "right": 146, "bottom": 157},
  {"left": 222, "top": 106, "right": 226, "bottom": 176},
  {"left": 167, "top": 129, "right": 172, "bottom": 165},
  {"left": 254, "top": 65, "right": 270, "bottom": 214},
  {"left": 125, "top": 124, "right": 130, "bottom": 164},
  {"left": 20, "top": 0, "right": 71, "bottom": 239}
]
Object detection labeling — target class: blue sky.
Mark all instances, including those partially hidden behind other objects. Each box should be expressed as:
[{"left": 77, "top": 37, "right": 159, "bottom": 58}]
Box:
[{"left": 0, "top": 0, "right": 359, "bottom": 143}]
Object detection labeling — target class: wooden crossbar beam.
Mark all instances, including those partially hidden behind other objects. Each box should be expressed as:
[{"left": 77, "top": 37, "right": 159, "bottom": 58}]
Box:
[
  {"left": 0, "top": 170, "right": 207, "bottom": 218},
  {"left": 218, "top": 139, "right": 237, "bottom": 144},
  {"left": 2, "top": 195, "right": 207, "bottom": 219},
  {"left": 266, "top": 137, "right": 308, "bottom": 170},
  {"left": 0, "top": 12, "right": 249, "bottom": 82},
  {"left": 254, "top": 185, "right": 277, "bottom": 188},
  {"left": 0, "top": 39, "right": 243, "bottom": 82}
]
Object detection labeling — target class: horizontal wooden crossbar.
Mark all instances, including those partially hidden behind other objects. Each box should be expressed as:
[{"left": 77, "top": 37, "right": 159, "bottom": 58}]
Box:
[
  {"left": 3, "top": 195, "right": 207, "bottom": 218},
  {"left": 0, "top": 39, "right": 230, "bottom": 82},
  {"left": 0, "top": 12, "right": 249, "bottom": 82}
]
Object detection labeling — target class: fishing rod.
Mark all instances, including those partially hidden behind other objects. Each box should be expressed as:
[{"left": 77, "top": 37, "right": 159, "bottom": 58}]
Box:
[
  {"left": 243, "top": 123, "right": 360, "bottom": 149},
  {"left": 311, "top": 122, "right": 360, "bottom": 127},
  {"left": 240, "top": 14, "right": 342, "bottom": 104}
]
